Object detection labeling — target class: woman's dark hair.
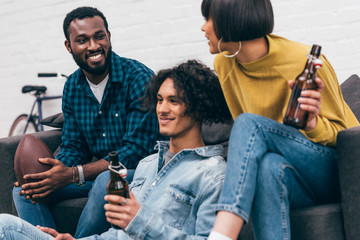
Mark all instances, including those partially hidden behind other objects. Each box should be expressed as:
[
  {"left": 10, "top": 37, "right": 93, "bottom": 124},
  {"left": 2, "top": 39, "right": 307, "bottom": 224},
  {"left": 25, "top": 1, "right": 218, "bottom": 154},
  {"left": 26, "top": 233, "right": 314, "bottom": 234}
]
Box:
[
  {"left": 201, "top": 0, "right": 274, "bottom": 42},
  {"left": 63, "top": 6, "right": 109, "bottom": 41},
  {"left": 142, "top": 60, "right": 232, "bottom": 125}
]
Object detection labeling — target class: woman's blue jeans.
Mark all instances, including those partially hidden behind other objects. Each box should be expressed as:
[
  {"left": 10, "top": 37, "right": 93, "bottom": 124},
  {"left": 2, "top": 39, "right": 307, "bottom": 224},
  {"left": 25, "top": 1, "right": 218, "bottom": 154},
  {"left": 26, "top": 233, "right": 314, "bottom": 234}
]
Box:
[
  {"left": 12, "top": 169, "right": 134, "bottom": 238},
  {"left": 217, "top": 113, "right": 340, "bottom": 240}
]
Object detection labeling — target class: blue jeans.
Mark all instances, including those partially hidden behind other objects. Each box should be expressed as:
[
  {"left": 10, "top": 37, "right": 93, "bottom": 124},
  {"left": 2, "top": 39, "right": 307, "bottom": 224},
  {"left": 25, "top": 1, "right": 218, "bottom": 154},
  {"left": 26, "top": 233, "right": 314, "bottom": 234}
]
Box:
[
  {"left": 75, "top": 170, "right": 134, "bottom": 237},
  {"left": 0, "top": 214, "right": 122, "bottom": 240},
  {"left": 13, "top": 170, "right": 135, "bottom": 238},
  {"left": 217, "top": 113, "right": 340, "bottom": 240},
  {"left": 0, "top": 214, "right": 53, "bottom": 240}
]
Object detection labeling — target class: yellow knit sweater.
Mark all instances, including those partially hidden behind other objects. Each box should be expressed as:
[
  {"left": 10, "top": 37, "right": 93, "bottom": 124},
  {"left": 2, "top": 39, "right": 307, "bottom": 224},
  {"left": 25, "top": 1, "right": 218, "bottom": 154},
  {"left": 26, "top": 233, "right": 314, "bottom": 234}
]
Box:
[{"left": 214, "top": 34, "right": 359, "bottom": 146}]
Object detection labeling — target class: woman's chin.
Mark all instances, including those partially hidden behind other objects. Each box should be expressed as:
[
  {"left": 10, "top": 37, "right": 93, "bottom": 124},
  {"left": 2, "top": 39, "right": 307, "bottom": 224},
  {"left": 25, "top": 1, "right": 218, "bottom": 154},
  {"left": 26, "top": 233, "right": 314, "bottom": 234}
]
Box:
[{"left": 209, "top": 47, "right": 219, "bottom": 55}]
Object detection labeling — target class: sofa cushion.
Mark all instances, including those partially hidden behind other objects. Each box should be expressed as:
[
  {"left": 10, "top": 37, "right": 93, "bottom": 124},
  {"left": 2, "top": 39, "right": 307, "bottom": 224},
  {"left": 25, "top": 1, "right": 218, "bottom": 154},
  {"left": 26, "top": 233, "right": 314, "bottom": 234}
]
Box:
[
  {"left": 40, "top": 113, "right": 64, "bottom": 129},
  {"left": 237, "top": 204, "right": 345, "bottom": 240},
  {"left": 201, "top": 121, "right": 233, "bottom": 159},
  {"left": 290, "top": 204, "right": 345, "bottom": 240}
]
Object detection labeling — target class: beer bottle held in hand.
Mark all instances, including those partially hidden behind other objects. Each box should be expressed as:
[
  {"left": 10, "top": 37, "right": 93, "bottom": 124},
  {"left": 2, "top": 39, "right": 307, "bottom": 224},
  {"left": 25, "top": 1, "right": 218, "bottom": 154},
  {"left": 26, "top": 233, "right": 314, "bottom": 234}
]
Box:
[
  {"left": 106, "top": 151, "right": 130, "bottom": 199},
  {"left": 106, "top": 151, "right": 129, "bottom": 229},
  {"left": 283, "top": 44, "right": 323, "bottom": 129}
]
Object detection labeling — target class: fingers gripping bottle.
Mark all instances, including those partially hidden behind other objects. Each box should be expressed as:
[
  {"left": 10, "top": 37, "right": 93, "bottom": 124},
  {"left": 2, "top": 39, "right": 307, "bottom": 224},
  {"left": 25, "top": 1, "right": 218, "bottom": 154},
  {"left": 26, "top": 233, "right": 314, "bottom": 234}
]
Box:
[{"left": 283, "top": 44, "right": 323, "bottom": 129}]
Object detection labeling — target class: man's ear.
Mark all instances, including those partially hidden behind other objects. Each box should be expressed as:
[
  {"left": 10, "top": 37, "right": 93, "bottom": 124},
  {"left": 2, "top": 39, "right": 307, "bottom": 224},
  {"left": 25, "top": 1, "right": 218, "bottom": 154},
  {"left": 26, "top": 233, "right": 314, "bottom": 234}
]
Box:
[
  {"left": 64, "top": 40, "right": 72, "bottom": 54},
  {"left": 108, "top": 31, "right": 111, "bottom": 42}
]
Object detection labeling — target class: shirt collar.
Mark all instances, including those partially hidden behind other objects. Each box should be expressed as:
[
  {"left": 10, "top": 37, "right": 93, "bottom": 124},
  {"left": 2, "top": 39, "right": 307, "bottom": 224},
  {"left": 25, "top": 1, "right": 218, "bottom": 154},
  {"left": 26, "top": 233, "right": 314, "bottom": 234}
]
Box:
[
  {"left": 108, "top": 51, "right": 124, "bottom": 84},
  {"left": 155, "top": 141, "right": 224, "bottom": 158}
]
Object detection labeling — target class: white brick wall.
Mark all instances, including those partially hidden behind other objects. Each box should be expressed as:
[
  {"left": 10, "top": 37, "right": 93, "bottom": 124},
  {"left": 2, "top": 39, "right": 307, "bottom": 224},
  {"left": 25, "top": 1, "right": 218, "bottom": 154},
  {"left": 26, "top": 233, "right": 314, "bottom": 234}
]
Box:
[{"left": 1, "top": 0, "right": 359, "bottom": 138}]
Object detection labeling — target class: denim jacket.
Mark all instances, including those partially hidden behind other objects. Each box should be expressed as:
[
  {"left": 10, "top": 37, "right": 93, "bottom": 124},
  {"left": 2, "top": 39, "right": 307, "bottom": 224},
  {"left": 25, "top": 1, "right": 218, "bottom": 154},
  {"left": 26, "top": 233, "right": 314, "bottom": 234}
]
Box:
[{"left": 82, "top": 141, "right": 226, "bottom": 240}]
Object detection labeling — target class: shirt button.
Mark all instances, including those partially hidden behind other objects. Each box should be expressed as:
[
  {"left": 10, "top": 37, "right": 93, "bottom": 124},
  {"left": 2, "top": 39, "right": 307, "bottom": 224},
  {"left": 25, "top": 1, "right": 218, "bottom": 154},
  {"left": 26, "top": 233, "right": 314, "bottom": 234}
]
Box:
[
  {"left": 152, "top": 182, "right": 156, "bottom": 186},
  {"left": 98, "top": 110, "right": 102, "bottom": 115},
  {"left": 115, "top": 113, "right": 119, "bottom": 117},
  {"left": 102, "top": 133, "right": 106, "bottom": 138}
]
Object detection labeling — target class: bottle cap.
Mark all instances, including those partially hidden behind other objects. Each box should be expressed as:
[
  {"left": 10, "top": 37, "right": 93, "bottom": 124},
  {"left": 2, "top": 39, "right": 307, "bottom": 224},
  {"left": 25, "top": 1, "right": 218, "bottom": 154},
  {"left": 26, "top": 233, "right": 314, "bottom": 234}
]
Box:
[
  {"left": 119, "top": 169, "right": 127, "bottom": 177},
  {"left": 314, "top": 58, "right": 323, "bottom": 69}
]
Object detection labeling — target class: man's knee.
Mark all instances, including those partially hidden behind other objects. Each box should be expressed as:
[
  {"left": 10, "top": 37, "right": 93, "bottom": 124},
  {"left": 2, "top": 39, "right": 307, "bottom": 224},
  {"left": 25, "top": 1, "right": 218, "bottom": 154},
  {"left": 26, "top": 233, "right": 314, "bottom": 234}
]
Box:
[
  {"left": 0, "top": 214, "right": 20, "bottom": 227},
  {"left": 90, "top": 170, "right": 110, "bottom": 195},
  {"left": 94, "top": 170, "right": 110, "bottom": 185},
  {"left": 12, "top": 186, "right": 21, "bottom": 199},
  {"left": 12, "top": 186, "right": 28, "bottom": 206}
]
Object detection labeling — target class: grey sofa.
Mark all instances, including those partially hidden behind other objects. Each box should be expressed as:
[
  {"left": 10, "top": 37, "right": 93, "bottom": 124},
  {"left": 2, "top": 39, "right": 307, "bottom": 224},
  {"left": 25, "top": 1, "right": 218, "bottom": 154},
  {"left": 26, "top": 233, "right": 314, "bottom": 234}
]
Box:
[{"left": 0, "top": 74, "right": 359, "bottom": 239}]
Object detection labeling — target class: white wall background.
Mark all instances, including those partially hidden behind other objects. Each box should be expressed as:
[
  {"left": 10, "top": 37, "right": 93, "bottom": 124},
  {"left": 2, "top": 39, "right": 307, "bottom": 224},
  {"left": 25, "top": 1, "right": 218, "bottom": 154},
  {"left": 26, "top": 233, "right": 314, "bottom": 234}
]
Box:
[{"left": 0, "top": 0, "right": 359, "bottom": 138}]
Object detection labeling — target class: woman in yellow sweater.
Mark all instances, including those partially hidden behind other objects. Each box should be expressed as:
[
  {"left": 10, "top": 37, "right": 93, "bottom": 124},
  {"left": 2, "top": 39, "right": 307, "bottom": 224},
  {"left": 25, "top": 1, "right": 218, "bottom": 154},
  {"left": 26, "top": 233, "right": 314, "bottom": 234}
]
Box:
[{"left": 201, "top": 0, "right": 359, "bottom": 239}]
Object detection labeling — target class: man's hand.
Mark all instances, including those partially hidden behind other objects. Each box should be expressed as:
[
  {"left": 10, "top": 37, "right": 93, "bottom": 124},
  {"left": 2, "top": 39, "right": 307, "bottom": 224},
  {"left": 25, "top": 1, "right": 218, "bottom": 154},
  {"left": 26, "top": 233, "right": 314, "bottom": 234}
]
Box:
[
  {"left": 288, "top": 77, "right": 324, "bottom": 131},
  {"left": 37, "top": 226, "right": 75, "bottom": 240},
  {"left": 104, "top": 191, "right": 140, "bottom": 229},
  {"left": 19, "top": 158, "right": 72, "bottom": 202}
]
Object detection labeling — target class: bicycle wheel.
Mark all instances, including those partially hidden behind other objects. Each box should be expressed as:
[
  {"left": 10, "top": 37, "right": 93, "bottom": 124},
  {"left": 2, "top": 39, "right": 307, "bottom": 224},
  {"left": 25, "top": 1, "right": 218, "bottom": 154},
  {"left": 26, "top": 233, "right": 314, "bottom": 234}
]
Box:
[{"left": 8, "top": 114, "right": 38, "bottom": 136}]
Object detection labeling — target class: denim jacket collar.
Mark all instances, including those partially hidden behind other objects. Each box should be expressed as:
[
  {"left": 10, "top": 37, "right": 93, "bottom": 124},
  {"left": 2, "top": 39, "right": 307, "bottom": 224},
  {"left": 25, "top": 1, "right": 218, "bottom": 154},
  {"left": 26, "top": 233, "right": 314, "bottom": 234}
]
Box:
[{"left": 155, "top": 141, "right": 224, "bottom": 172}]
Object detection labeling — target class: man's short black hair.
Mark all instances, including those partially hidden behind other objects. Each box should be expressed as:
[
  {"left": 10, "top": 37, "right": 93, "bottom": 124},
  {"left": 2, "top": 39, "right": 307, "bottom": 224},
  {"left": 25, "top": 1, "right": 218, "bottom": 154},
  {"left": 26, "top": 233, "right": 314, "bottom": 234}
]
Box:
[
  {"left": 63, "top": 6, "right": 109, "bottom": 41},
  {"left": 142, "top": 60, "right": 232, "bottom": 125},
  {"left": 201, "top": 0, "right": 274, "bottom": 42}
]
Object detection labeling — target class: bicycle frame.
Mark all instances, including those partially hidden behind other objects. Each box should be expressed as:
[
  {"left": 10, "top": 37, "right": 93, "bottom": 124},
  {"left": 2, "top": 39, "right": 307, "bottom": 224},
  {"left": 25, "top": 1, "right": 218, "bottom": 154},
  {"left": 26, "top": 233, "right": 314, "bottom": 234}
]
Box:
[
  {"left": 10, "top": 72, "right": 68, "bottom": 136},
  {"left": 25, "top": 94, "right": 62, "bottom": 132}
]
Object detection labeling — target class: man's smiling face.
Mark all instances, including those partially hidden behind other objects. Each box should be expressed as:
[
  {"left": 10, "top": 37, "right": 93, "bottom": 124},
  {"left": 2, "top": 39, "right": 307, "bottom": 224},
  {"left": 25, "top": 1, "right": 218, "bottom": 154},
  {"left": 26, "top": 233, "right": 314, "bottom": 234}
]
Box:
[
  {"left": 65, "top": 16, "right": 112, "bottom": 78},
  {"left": 156, "top": 78, "right": 197, "bottom": 139}
]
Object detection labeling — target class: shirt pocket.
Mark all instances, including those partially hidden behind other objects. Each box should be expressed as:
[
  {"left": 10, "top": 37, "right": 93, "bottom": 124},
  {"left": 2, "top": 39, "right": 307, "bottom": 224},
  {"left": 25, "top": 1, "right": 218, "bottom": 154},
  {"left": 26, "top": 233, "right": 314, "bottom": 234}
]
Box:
[
  {"left": 130, "top": 177, "right": 146, "bottom": 195},
  {"left": 162, "top": 184, "right": 196, "bottom": 229}
]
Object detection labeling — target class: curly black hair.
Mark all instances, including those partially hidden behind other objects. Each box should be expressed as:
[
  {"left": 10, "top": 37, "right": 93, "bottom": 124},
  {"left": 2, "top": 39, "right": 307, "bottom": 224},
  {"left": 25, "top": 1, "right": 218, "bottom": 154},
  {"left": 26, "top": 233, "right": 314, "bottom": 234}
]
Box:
[
  {"left": 142, "top": 60, "right": 232, "bottom": 125},
  {"left": 63, "top": 6, "right": 109, "bottom": 41}
]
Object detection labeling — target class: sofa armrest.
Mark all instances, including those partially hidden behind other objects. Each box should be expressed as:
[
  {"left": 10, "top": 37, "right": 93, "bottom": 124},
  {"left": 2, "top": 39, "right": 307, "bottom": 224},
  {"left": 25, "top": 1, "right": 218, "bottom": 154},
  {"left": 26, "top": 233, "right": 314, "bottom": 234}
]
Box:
[
  {"left": 337, "top": 125, "right": 360, "bottom": 239},
  {"left": 0, "top": 129, "right": 62, "bottom": 215}
]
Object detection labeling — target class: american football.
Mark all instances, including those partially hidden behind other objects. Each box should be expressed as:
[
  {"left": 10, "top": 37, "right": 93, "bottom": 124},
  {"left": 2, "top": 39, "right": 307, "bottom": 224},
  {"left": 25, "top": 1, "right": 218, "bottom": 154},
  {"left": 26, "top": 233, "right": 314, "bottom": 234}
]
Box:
[{"left": 14, "top": 134, "right": 54, "bottom": 185}]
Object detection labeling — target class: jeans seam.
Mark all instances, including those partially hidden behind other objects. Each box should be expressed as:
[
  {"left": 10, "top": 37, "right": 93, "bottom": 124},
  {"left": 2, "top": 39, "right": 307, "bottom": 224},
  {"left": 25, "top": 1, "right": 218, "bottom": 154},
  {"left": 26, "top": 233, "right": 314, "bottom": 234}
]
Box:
[
  {"left": 280, "top": 165, "right": 290, "bottom": 240},
  {"left": 232, "top": 127, "right": 259, "bottom": 222}
]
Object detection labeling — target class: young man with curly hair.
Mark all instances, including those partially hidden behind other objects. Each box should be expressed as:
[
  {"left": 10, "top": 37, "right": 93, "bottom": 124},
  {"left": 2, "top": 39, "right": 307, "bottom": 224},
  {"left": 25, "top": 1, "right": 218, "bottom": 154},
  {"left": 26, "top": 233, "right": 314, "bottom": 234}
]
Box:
[{"left": 0, "top": 60, "right": 232, "bottom": 239}]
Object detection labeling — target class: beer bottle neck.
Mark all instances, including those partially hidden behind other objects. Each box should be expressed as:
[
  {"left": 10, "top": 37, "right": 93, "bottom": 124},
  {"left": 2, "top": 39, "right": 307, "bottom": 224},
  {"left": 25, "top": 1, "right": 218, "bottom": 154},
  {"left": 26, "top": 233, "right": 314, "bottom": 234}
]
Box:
[
  {"left": 304, "top": 55, "right": 319, "bottom": 75},
  {"left": 109, "top": 151, "right": 120, "bottom": 168},
  {"left": 110, "top": 161, "right": 120, "bottom": 169}
]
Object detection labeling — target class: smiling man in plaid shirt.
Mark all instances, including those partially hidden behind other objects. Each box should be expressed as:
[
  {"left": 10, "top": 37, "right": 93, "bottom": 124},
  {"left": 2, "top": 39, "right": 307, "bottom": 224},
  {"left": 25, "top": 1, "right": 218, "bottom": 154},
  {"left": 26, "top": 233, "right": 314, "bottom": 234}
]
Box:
[{"left": 12, "top": 6, "right": 158, "bottom": 238}]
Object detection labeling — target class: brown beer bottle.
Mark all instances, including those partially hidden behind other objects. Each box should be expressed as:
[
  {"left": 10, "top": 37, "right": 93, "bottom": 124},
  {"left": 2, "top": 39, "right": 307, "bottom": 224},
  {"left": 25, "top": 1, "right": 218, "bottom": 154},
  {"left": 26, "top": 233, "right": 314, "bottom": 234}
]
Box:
[
  {"left": 283, "top": 44, "right": 323, "bottom": 129},
  {"left": 106, "top": 151, "right": 129, "bottom": 229},
  {"left": 106, "top": 151, "right": 130, "bottom": 198}
]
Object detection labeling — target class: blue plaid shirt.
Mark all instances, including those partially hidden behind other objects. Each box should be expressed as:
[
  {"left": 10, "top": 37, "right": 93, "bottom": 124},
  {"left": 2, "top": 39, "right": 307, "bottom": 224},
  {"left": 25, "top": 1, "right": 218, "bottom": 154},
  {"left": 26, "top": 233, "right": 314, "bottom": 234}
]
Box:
[{"left": 56, "top": 52, "right": 158, "bottom": 169}]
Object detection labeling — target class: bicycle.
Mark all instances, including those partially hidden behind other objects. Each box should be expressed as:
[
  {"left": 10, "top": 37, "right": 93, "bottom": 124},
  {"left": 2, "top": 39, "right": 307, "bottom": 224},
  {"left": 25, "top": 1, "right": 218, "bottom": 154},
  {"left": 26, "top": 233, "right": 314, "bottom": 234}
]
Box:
[{"left": 8, "top": 73, "right": 68, "bottom": 137}]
